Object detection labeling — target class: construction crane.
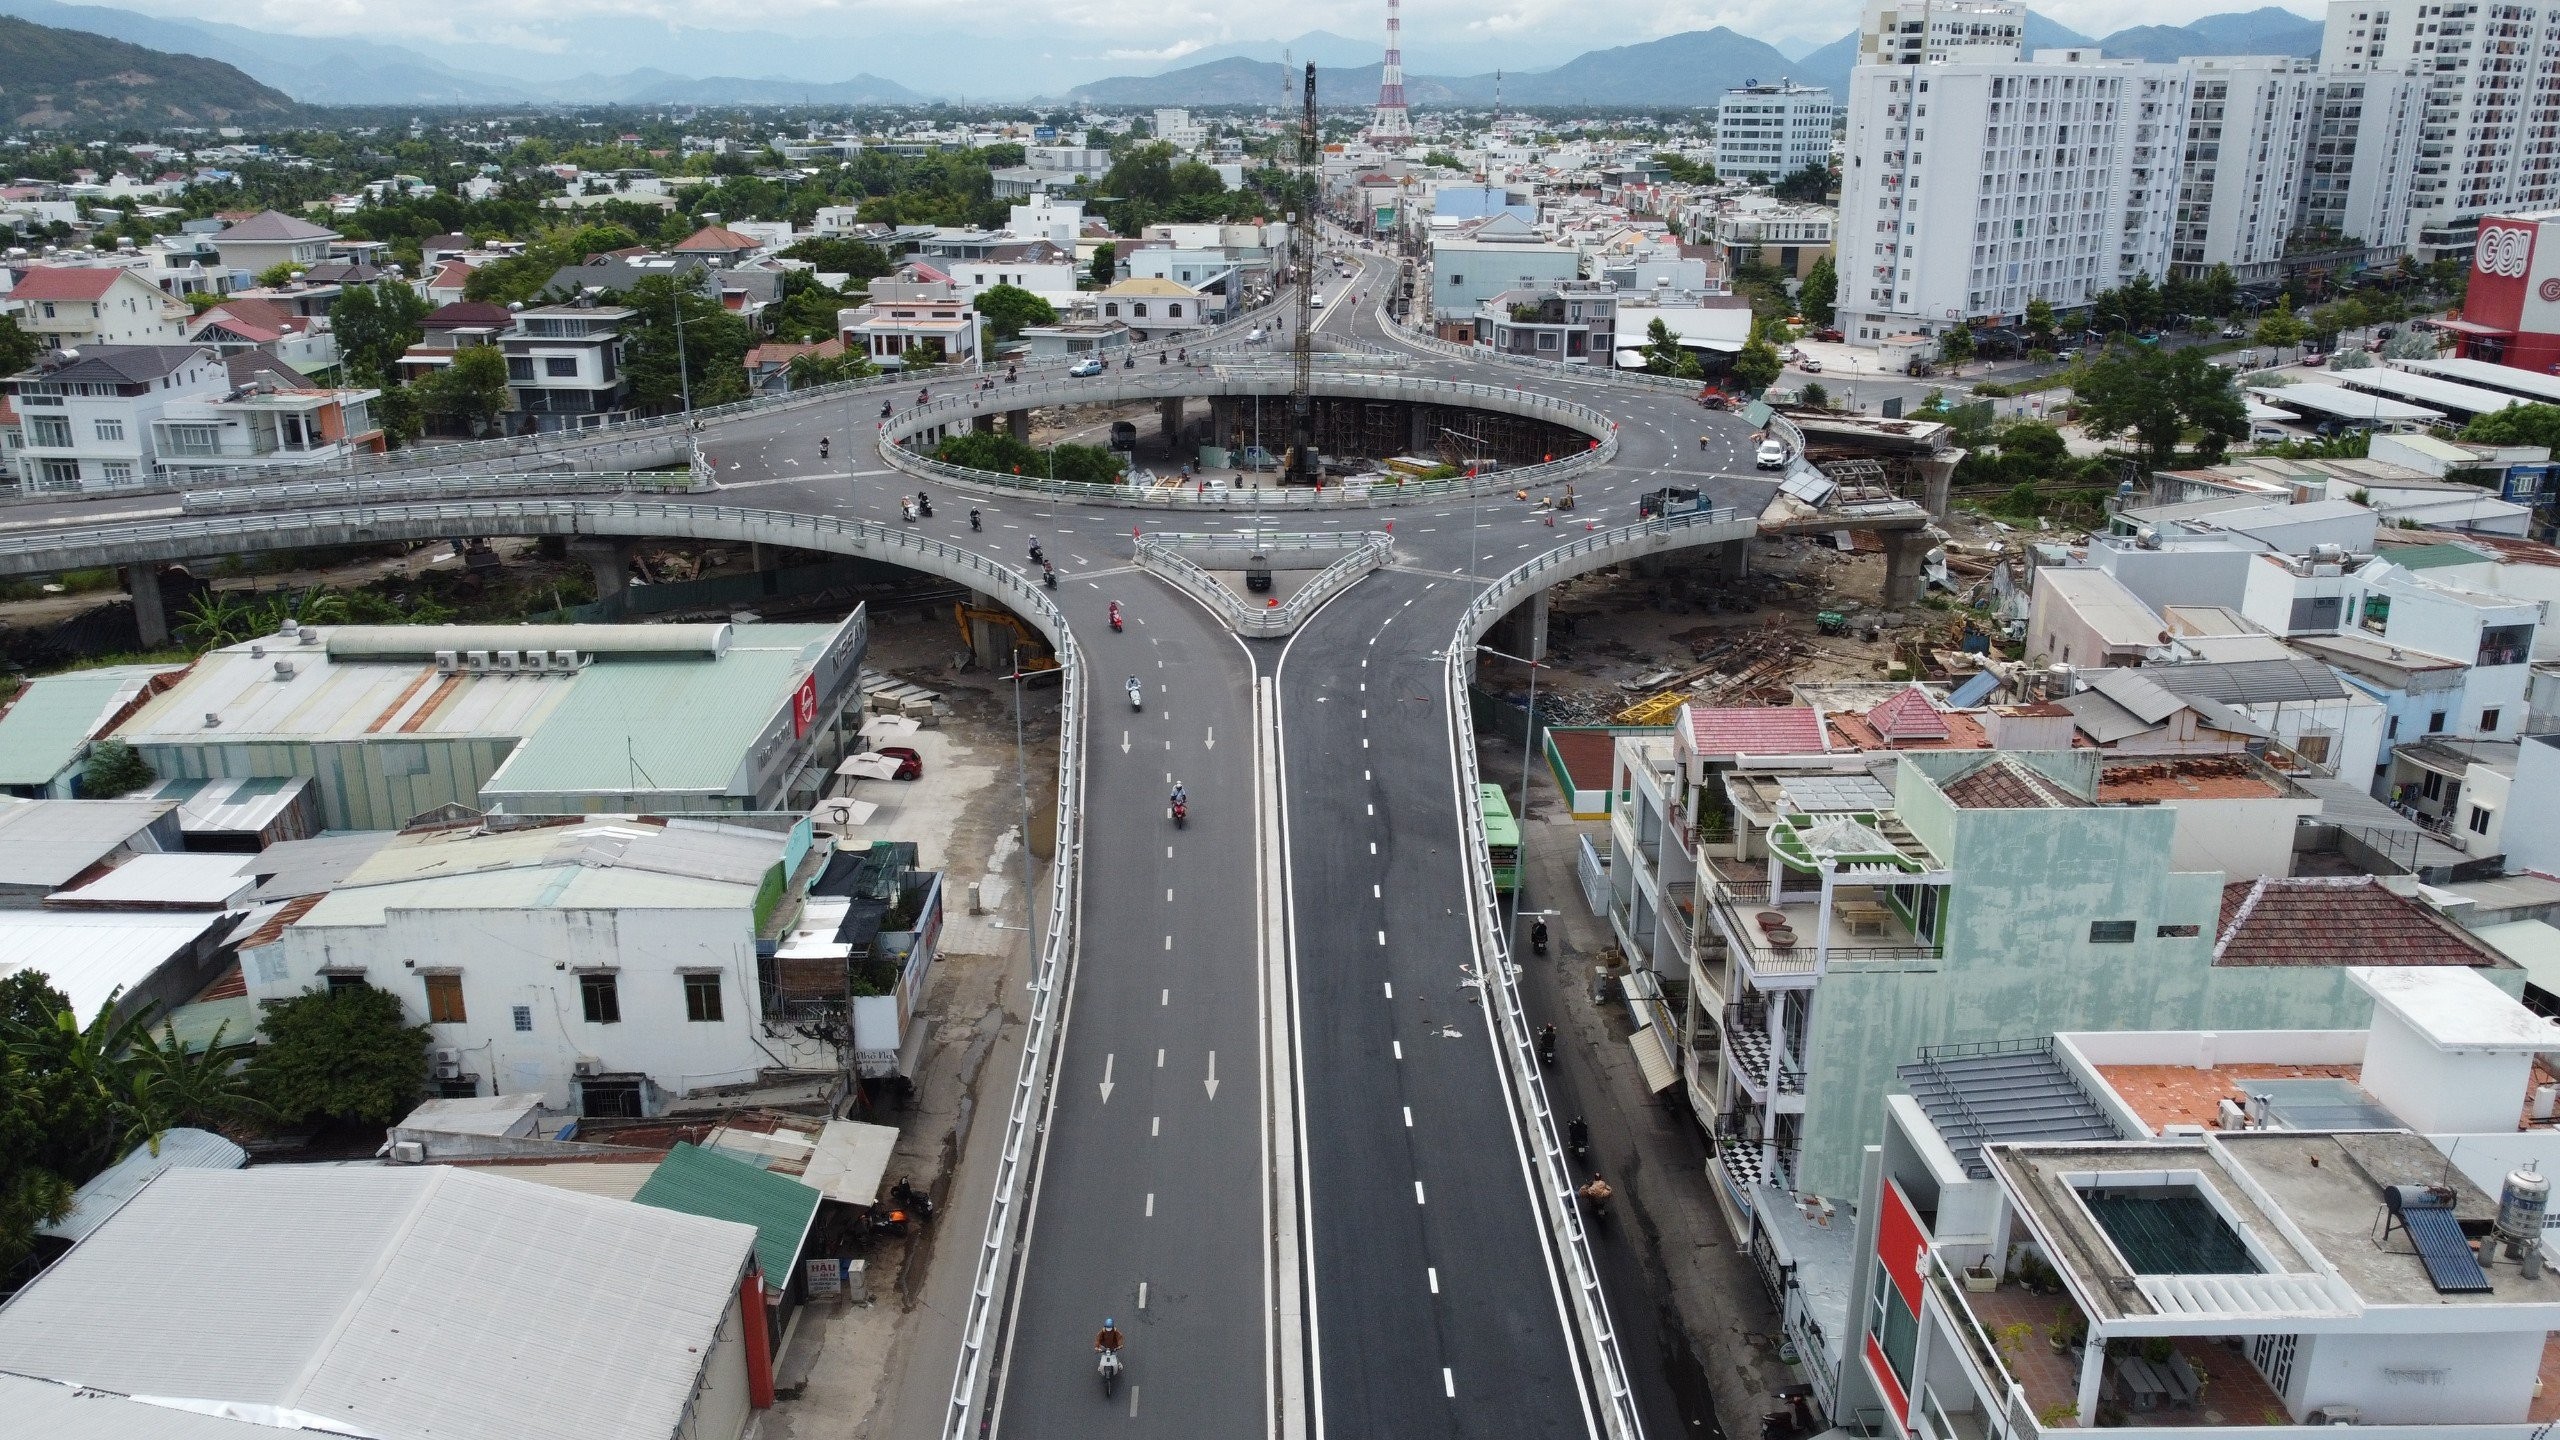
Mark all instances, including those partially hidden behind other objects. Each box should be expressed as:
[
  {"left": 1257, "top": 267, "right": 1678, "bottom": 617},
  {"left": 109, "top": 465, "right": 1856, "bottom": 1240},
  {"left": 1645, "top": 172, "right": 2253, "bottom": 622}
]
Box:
[{"left": 1288, "top": 61, "right": 1320, "bottom": 488}]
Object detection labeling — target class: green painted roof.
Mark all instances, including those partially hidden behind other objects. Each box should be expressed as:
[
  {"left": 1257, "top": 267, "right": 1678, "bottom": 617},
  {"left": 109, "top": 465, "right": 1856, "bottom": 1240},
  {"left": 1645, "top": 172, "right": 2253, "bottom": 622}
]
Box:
[
  {"left": 0, "top": 668, "right": 167, "bottom": 787},
  {"left": 2388, "top": 542, "right": 2490, "bottom": 570},
  {"left": 632, "top": 1141, "right": 820, "bottom": 1283},
  {"left": 481, "top": 627, "right": 837, "bottom": 800}
]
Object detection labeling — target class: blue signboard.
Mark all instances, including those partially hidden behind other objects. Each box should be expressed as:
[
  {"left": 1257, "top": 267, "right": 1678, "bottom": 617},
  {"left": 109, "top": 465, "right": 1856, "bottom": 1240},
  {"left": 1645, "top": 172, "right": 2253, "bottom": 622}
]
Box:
[{"left": 2504, "top": 463, "right": 2553, "bottom": 504}]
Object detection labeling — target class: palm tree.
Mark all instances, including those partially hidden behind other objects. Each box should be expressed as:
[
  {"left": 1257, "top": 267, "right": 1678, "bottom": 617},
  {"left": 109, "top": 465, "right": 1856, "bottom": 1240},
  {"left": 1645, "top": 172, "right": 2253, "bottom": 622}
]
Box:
[
  {"left": 176, "top": 590, "right": 257, "bottom": 649},
  {"left": 121, "top": 1021, "right": 270, "bottom": 1148},
  {"left": 4, "top": 994, "right": 162, "bottom": 1174}
]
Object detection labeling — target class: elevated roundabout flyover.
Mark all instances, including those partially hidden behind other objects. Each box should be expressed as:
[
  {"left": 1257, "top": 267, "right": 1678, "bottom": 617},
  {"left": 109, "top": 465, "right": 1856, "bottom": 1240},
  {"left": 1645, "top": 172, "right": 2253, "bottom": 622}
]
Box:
[{"left": 0, "top": 254, "right": 1949, "bottom": 1440}]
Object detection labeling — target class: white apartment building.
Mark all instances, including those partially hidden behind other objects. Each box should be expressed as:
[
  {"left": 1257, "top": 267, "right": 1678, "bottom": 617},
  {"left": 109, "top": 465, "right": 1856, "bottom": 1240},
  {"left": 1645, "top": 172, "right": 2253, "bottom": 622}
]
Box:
[
  {"left": 2321, "top": 0, "right": 2560, "bottom": 257},
  {"left": 2173, "top": 57, "right": 2322, "bottom": 284},
  {"left": 1857, "top": 0, "right": 2026, "bottom": 65},
  {"left": 2297, "top": 67, "right": 2427, "bottom": 251},
  {"left": 3, "top": 344, "right": 223, "bottom": 492},
  {"left": 1838, "top": 53, "right": 2193, "bottom": 343},
  {"left": 1716, "top": 83, "right": 1837, "bottom": 182}
]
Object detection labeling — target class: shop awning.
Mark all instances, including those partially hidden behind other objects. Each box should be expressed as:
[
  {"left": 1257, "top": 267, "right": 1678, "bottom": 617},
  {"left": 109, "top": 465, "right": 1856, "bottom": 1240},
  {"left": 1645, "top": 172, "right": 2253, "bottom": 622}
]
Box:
[
  {"left": 1629, "top": 1024, "right": 1680, "bottom": 1094},
  {"left": 2432, "top": 318, "right": 2515, "bottom": 338}
]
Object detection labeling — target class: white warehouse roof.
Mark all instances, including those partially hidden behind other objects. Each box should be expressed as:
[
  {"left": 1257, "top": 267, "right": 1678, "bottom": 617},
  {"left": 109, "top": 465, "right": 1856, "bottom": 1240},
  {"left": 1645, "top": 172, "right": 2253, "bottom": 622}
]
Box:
[
  {"left": 2247, "top": 383, "right": 2442, "bottom": 423},
  {"left": 0, "top": 1166, "right": 758, "bottom": 1440}
]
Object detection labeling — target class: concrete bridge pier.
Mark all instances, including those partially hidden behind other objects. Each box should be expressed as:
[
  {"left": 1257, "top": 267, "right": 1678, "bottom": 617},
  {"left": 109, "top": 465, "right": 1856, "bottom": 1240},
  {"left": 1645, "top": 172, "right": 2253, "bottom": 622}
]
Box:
[
  {"left": 962, "top": 591, "right": 1016, "bottom": 671},
  {"left": 570, "top": 539, "right": 634, "bottom": 607},
  {"left": 972, "top": 413, "right": 997, "bottom": 434},
  {"left": 1486, "top": 588, "right": 1549, "bottom": 663},
  {"left": 1007, "top": 409, "right": 1031, "bottom": 442},
  {"left": 1159, "top": 397, "right": 1184, "bottom": 446},
  {"left": 1881, "top": 530, "right": 1935, "bottom": 609},
  {"left": 1715, "top": 538, "right": 1751, "bottom": 583},
  {"left": 123, "top": 564, "right": 168, "bottom": 647},
  {"left": 1914, "top": 454, "right": 1959, "bottom": 521}
]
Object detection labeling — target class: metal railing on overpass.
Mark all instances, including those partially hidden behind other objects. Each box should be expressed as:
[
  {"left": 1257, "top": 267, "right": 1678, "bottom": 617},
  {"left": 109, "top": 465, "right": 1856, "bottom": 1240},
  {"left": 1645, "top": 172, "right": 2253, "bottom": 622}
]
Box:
[
  {"left": 1439, "top": 502, "right": 1763, "bottom": 1440},
  {"left": 1132, "top": 529, "right": 1392, "bottom": 636},
  {"left": 876, "top": 368, "right": 1620, "bottom": 511}
]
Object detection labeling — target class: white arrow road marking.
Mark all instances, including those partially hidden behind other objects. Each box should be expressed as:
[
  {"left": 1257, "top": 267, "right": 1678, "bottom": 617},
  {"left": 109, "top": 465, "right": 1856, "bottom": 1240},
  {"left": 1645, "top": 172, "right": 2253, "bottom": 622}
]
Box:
[
  {"left": 1204, "top": 1050, "right": 1220, "bottom": 1099},
  {"left": 1100, "top": 1053, "right": 1116, "bottom": 1103},
  {"left": 1122, "top": 731, "right": 1131, "bottom": 754},
  {"left": 1204, "top": 726, "right": 1214, "bottom": 750}
]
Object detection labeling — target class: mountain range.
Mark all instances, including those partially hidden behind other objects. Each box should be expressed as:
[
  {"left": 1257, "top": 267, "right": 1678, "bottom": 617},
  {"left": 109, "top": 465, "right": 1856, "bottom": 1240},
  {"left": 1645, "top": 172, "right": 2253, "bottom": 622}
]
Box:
[
  {"left": 1078, "top": 9, "right": 2326, "bottom": 110},
  {"left": 0, "top": 0, "right": 2328, "bottom": 109},
  {"left": 0, "top": 12, "right": 294, "bottom": 125}
]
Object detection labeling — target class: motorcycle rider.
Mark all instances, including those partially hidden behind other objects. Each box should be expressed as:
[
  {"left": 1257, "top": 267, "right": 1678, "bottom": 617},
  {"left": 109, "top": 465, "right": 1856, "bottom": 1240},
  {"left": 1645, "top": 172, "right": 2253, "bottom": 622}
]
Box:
[
  {"left": 1170, "top": 780, "right": 1187, "bottom": 811},
  {"left": 969, "top": 508, "right": 982, "bottom": 531},
  {"left": 1568, "top": 1116, "right": 1589, "bottom": 1155},
  {"left": 1095, "top": 1317, "right": 1125, "bottom": 1361},
  {"left": 819, "top": 436, "right": 830, "bottom": 460}
]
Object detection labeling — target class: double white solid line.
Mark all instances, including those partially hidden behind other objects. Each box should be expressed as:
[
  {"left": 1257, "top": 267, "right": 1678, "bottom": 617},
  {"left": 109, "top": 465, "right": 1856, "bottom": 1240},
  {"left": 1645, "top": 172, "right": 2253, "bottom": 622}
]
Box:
[{"left": 1257, "top": 674, "right": 1313, "bottom": 1440}]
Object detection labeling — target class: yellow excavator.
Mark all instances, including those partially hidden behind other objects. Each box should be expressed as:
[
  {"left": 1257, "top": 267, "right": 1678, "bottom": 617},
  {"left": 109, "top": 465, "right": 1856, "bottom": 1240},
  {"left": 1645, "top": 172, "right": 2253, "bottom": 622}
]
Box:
[{"left": 953, "top": 603, "right": 1060, "bottom": 674}]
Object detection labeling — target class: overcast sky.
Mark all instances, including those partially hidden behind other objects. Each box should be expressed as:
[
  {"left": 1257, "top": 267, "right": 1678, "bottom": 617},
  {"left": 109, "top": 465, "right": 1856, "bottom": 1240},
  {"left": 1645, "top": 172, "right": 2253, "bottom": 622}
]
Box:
[{"left": 115, "top": 0, "right": 2330, "bottom": 73}]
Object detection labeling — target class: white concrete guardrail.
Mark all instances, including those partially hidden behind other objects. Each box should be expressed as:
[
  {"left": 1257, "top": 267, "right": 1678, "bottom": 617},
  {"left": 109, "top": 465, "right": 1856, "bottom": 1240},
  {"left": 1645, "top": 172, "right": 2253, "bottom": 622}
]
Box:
[
  {"left": 1437, "top": 502, "right": 1760, "bottom": 1440},
  {"left": 876, "top": 368, "right": 1620, "bottom": 512},
  {"left": 1132, "top": 529, "right": 1393, "bottom": 636},
  {"left": 0, "top": 494, "right": 1090, "bottom": 1440},
  {"left": 180, "top": 457, "right": 714, "bottom": 514}
]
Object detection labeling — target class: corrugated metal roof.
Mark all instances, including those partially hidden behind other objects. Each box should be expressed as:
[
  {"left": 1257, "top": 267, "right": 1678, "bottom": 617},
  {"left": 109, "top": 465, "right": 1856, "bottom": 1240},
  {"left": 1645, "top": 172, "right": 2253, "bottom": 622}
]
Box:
[
  {"left": 0, "top": 909, "right": 228, "bottom": 1018},
  {"left": 118, "top": 640, "right": 575, "bottom": 744},
  {"left": 295, "top": 820, "right": 779, "bottom": 928},
  {"left": 2146, "top": 658, "right": 2349, "bottom": 706},
  {"left": 457, "top": 1160, "right": 660, "bottom": 1202},
  {"left": 0, "top": 798, "right": 176, "bottom": 888},
  {"left": 37, "top": 1128, "right": 245, "bottom": 1241},
  {"left": 242, "top": 831, "right": 397, "bottom": 900},
  {"left": 2033, "top": 568, "right": 2164, "bottom": 647},
  {"left": 0, "top": 667, "right": 172, "bottom": 787},
  {"left": 50, "top": 852, "right": 256, "bottom": 907},
  {"left": 480, "top": 629, "right": 835, "bottom": 799},
  {"left": 633, "top": 1141, "right": 821, "bottom": 1283},
  {"left": 132, "top": 773, "right": 314, "bottom": 835},
  {"left": 0, "top": 1166, "right": 756, "bottom": 1440}
]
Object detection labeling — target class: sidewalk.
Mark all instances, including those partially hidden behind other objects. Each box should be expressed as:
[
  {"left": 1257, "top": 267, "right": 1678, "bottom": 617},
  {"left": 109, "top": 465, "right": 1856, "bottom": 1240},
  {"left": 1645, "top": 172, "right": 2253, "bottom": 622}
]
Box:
[{"left": 1489, "top": 730, "right": 1797, "bottom": 1440}]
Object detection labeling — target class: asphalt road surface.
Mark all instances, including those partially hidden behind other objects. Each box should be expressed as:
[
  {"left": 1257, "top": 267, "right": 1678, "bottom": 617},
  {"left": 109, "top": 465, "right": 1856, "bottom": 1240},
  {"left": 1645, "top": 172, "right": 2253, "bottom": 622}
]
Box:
[{"left": 0, "top": 243, "right": 1786, "bottom": 1440}]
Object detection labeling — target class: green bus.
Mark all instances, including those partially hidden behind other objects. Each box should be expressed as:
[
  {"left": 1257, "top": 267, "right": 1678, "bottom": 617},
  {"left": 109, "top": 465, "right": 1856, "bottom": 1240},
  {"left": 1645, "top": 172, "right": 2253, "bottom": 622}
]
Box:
[{"left": 1478, "top": 783, "right": 1521, "bottom": 893}]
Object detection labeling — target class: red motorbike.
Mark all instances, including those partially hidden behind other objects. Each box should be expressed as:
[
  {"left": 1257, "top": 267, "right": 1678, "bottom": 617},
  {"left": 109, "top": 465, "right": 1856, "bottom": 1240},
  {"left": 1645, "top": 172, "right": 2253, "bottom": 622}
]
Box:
[{"left": 1109, "top": 601, "right": 1123, "bottom": 632}]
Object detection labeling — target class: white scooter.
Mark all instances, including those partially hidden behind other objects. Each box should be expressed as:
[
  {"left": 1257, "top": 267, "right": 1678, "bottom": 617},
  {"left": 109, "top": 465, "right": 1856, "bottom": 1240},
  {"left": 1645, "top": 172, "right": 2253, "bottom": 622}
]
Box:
[{"left": 1127, "top": 677, "right": 1144, "bottom": 711}]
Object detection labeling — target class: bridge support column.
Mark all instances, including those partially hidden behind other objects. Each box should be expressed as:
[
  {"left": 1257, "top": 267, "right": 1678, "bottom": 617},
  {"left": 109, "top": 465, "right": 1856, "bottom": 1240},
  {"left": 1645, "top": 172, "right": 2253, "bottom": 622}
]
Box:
[
  {"left": 1716, "top": 538, "right": 1751, "bottom": 583},
  {"left": 1007, "top": 409, "right": 1030, "bottom": 442},
  {"left": 963, "top": 592, "right": 1014, "bottom": 672},
  {"left": 1914, "top": 453, "right": 1958, "bottom": 521},
  {"left": 1881, "top": 530, "right": 1934, "bottom": 609},
  {"left": 1488, "top": 589, "right": 1549, "bottom": 663},
  {"left": 571, "top": 539, "right": 633, "bottom": 608},
  {"left": 1161, "top": 397, "right": 1187, "bottom": 445},
  {"left": 123, "top": 565, "right": 167, "bottom": 647},
  {"left": 1411, "top": 403, "right": 1433, "bottom": 455},
  {"left": 972, "top": 413, "right": 996, "bottom": 434}
]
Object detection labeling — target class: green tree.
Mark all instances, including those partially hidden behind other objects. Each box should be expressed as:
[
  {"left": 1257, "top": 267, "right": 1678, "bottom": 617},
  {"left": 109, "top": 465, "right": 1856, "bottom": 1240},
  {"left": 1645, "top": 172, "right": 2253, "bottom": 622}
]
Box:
[
  {"left": 81, "top": 739, "right": 153, "bottom": 798},
  {"left": 616, "top": 272, "right": 753, "bottom": 414},
  {"left": 2024, "top": 297, "right": 2057, "bottom": 350},
  {"left": 778, "top": 236, "right": 894, "bottom": 284},
  {"left": 330, "top": 281, "right": 431, "bottom": 388},
  {"left": 254, "top": 260, "right": 303, "bottom": 287},
  {"left": 0, "top": 312, "right": 37, "bottom": 377},
  {"left": 1775, "top": 165, "right": 1835, "bottom": 202},
  {"left": 1651, "top": 152, "right": 1713, "bottom": 185},
  {"left": 2255, "top": 297, "right": 2307, "bottom": 362},
  {"left": 1798, "top": 256, "right": 1837, "bottom": 328},
  {"left": 786, "top": 347, "right": 877, "bottom": 390},
  {"left": 246, "top": 986, "right": 431, "bottom": 1127},
  {"left": 1939, "top": 326, "right": 1976, "bottom": 373},
  {"left": 1730, "top": 336, "right": 1783, "bottom": 394},
  {"left": 767, "top": 270, "right": 857, "bottom": 344},
  {"left": 976, "top": 282, "right": 1059, "bottom": 340},
  {"left": 933, "top": 429, "right": 1123, "bottom": 485},
  {"left": 1423, "top": 150, "right": 1466, "bottom": 170},
  {"left": 2463, "top": 403, "right": 2560, "bottom": 451},
  {"left": 2072, "top": 343, "right": 2249, "bottom": 468},
  {"left": 123, "top": 1020, "right": 269, "bottom": 1145},
  {"left": 1089, "top": 242, "right": 1117, "bottom": 289},
  {"left": 0, "top": 975, "right": 85, "bottom": 1272},
  {"left": 414, "top": 345, "right": 511, "bottom": 436},
  {"left": 1640, "top": 317, "right": 1701, "bottom": 378}
]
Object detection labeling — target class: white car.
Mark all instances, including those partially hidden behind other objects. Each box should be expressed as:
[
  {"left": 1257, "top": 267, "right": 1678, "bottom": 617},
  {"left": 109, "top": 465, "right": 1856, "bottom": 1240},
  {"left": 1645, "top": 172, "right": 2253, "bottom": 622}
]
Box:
[
  {"left": 1755, "top": 439, "right": 1789, "bottom": 470},
  {"left": 1798, "top": 357, "right": 1823, "bottom": 373},
  {"left": 1309, "top": 295, "right": 1327, "bottom": 309},
  {"left": 1068, "top": 357, "right": 1105, "bottom": 377}
]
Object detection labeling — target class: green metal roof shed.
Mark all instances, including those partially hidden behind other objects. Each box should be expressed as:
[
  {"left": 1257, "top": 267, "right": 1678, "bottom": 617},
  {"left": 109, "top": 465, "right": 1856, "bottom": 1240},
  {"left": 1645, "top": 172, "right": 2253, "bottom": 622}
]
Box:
[
  {"left": 632, "top": 1141, "right": 821, "bottom": 1284},
  {"left": 0, "top": 667, "right": 174, "bottom": 794}
]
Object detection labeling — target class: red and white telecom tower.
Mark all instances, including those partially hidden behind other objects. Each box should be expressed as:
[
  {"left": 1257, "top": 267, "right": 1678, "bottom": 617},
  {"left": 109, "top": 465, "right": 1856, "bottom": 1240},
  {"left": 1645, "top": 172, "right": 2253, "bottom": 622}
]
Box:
[{"left": 1369, "top": 0, "right": 1413, "bottom": 145}]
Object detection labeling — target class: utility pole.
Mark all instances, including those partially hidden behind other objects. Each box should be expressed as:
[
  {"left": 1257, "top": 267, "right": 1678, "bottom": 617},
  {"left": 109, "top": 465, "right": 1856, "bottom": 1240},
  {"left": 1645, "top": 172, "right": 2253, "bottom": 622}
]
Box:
[{"left": 1289, "top": 62, "right": 1320, "bottom": 489}]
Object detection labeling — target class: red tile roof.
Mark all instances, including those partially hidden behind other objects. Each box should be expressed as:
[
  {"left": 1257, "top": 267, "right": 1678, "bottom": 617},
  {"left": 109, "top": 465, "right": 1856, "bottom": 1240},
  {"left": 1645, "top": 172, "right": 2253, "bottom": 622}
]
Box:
[
  {"left": 422, "top": 300, "right": 513, "bottom": 329},
  {"left": 2215, "top": 876, "right": 2508, "bottom": 968},
  {"left": 1683, "top": 705, "right": 1826, "bottom": 756},
  {"left": 1866, "top": 684, "right": 1952, "bottom": 743},
  {"left": 1939, "top": 756, "right": 2089, "bottom": 809},
  {"left": 673, "top": 224, "right": 762, "bottom": 252},
  {"left": 10, "top": 267, "right": 126, "bottom": 301}
]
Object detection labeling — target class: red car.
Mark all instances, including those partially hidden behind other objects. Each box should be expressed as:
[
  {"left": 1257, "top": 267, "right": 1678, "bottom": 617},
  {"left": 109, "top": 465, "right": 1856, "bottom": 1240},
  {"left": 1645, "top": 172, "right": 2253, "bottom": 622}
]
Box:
[{"left": 876, "top": 746, "right": 923, "bottom": 780}]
